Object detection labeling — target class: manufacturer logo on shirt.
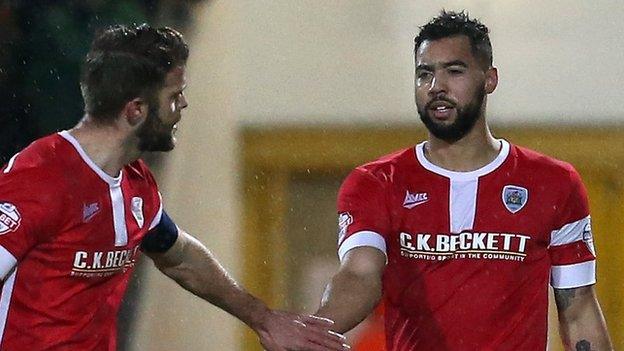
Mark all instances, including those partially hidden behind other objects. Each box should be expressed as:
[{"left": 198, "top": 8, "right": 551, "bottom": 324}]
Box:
[
  {"left": 0, "top": 202, "right": 21, "bottom": 235},
  {"left": 403, "top": 190, "right": 429, "bottom": 209},
  {"left": 338, "top": 212, "right": 353, "bottom": 245},
  {"left": 131, "top": 197, "right": 144, "bottom": 228},
  {"left": 502, "top": 185, "right": 528, "bottom": 213},
  {"left": 82, "top": 202, "right": 100, "bottom": 223}
]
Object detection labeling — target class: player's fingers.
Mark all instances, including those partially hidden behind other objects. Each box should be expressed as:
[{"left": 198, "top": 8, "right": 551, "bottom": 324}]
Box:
[
  {"left": 328, "top": 330, "right": 348, "bottom": 342},
  {"left": 293, "top": 319, "right": 307, "bottom": 328},
  {"left": 299, "top": 318, "right": 347, "bottom": 344},
  {"left": 290, "top": 316, "right": 349, "bottom": 351},
  {"left": 301, "top": 315, "right": 335, "bottom": 327},
  {"left": 299, "top": 328, "right": 350, "bottom": 350}
]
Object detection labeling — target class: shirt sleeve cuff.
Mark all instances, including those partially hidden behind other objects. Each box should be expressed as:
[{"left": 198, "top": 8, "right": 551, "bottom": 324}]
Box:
[
  {"left": 338, "top": 230, "right": 387, "bottom": 263},
  {"left": 551, "top": 260, "right": 596, "bottom": 289}
]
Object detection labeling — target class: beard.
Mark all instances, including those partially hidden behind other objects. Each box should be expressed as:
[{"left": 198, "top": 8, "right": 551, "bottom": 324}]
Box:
[
  {"left": 417, "top": 87, "right": 485, "bottom": 142},
  {"left": 137, "top": 103, "right": 176, "bottom": 152}
]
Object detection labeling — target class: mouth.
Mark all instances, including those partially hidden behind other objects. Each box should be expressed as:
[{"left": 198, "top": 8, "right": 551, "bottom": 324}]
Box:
[{"left": 427, "top": 101, "right": 456, "bottom": 121}]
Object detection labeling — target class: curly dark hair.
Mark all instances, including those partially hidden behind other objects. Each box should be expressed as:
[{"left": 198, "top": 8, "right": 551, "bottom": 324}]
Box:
[
  {"left": 80, "top": 24, "right": 189, "bottom": 121},
  {"left": 414, "top": 10, "right": 492, "bottom": 68}
]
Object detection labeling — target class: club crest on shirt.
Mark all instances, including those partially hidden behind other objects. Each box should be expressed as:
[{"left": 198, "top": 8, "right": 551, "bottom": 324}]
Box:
[
  {"left": 0, "top": 202, "right": 21, "bottom": 235},
  {"left": 131, "top": 197, "right": 144, "bottom": 228},
  {"left": 337, "top": 212, "right": 353, "bottom": 245},
  {"left": 502, "top": 185, "right": 528, "bottom": 213}
]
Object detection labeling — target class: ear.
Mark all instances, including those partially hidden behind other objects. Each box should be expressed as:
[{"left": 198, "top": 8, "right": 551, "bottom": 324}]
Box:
[
  {"left": 122, "top": 98, "right": 148, "bottom": 127},
  {"left": 484, "top": 66, "right": 498, "bottom": 94}
]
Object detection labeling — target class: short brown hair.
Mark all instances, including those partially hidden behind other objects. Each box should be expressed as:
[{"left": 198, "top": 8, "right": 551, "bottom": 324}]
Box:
[{"left": 80, "top": 24, "right": 189, "bottom": 121}]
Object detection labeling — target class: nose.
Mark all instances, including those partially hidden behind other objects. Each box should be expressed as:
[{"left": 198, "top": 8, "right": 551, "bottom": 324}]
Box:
[
  {"left": 179, "top": 94, "right": 189, "bottom": 109},
  {"left": 428, "top": 75, "right": 447, "bottom": 96}
]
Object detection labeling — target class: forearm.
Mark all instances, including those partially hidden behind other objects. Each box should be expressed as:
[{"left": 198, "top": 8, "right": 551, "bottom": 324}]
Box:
[
  {"left": 316, "top": 247, "right": 385, "bottom": 333},
  {"left": 555, "top": 287, "right": 613, "bottom": 351},
  {"left": 154, "top": 235, "right": 267, "bottom": 330},
  {"left": 316, "top": 267, "right": 382, "bottom": 333},
  {"left": 145, "top": 224, "right": 350, "bottom": 351},
  {"left": 559, "top": 306, "right": 612, "bottom": 351}
]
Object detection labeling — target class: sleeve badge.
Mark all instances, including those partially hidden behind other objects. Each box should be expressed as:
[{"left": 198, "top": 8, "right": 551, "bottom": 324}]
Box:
[{"left": 0, "top": 202, "right": 22, "bottom": 235}]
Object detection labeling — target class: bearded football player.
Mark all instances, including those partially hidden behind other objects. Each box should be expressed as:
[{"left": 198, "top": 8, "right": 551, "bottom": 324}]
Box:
[
  {"left": 316, "top": 10, "right": 613, "bottom": 351},
  {"left": 0, "top": 24, "right": 349, "bottom": 351}
]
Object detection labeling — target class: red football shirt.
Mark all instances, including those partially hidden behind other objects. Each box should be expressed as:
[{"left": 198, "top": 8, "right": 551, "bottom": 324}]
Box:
[
  {"left": 337, "top": 140, "right": 596, "bottom": 351},
  {"left": 0, "top": 131, "right": 163, "bottom": 350}
]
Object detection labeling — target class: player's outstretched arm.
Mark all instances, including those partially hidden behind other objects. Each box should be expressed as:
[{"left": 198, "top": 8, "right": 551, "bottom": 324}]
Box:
[
  {"left": 145, "top": 229, "right": 350, "bottom": 351},
  {"left": 554, "top": 285, "right": 613, "bottom": 351},
  {"left": 315, "top": 247, "right": 386, "bottom": 333}
]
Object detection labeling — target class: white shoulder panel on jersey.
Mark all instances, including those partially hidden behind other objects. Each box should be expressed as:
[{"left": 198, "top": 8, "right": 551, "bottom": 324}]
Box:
[
  {"left": 148, "top": 192, "right": 163, "bottom": 231},
  {"left": 2, "top": 153, "right": 20, "bottom": 174},
  {"left": 550, "top": 215, "right": 591, "bottom": 247},
  {"left": 0, "top": 246, "right": 17, "bottom": 281},
  {"left": 338, "top": 230, "right": 387, "bottom": 263},
  {"left": 551, "top": 260, "right": 596, "bottom": 289},
  {"left": 0, "top": 267, "right": 17, "bottom": 342}
]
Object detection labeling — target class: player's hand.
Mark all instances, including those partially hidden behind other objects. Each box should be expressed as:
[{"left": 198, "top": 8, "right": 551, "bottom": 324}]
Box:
[{"left": 254, "top": 310, "right": 350, "bottom": 351}]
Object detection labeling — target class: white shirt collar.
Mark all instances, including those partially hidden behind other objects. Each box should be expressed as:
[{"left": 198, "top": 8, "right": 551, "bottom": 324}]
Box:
[
  {"left": 59, "top": 130, "right": 123, "bottom": 187},
  {"left": 415, "top": 139, "right": 510, "bottom": 181}
]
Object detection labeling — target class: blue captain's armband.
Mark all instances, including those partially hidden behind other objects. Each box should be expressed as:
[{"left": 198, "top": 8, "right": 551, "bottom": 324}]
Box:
[{"left": 141, "top": 211, "right": 178, "bottom": 253}]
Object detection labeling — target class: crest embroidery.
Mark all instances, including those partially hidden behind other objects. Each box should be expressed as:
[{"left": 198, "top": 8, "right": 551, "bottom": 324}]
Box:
[
  {"left": 131, "top": 197, "right": 144, "bottom": 228},
  {"left": 502, "top": 185, "right": 528, "bottom": 214}
]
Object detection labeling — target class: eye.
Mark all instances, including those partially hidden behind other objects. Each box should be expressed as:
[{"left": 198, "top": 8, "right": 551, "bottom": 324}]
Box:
[
  {"left": 417, "top": 71, "right": 432, "bottom": 80},
  {"left": 448, "top": 68, "right": 464, "bottom": 75},
  {"left": 172, "top": 91, "right": 184, "bottom": 101}
]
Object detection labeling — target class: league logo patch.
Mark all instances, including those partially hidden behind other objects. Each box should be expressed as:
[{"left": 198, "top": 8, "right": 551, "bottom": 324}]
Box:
[
  {"left": 502, "top": 185, "right": 528, "bottom": 214},
  {"left": 582, "top": 220, "right": 596, "bottom": 256},
  {"left": 131, "top": 197, "right": 144, "bottom": 228},
  {"left": 337, "top": 212, "right": 353, "bottom": 245},
  {"left": 0, "top": 202, "right": 22, "bottom": 235}
]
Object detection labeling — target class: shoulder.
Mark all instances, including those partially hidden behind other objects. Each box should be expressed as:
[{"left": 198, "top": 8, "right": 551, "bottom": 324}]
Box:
[
  {"left": 511, "top": 144, "right": 579, "bottom": 182},
  {"left": 125, "top": 159, "right": 161, "bottom": 213},
  {"left": 1, "top": 133, "right": 70, "bottom": 185},
  {"left": 351, "top": 146, "right": 416, "bottom": 184},
  {"left": 0, "top": 134, "right": 72, "bottom": 224},
  {"left": 126, "top": 159, "right": 158, "bottom": 186},
  {"left": 339, "top": 146, "right": 415, "bottom": 198}
]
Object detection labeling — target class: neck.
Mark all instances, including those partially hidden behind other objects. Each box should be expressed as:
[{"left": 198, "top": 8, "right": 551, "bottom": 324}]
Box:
[
  {"left": 424, "top": 117, "right": 500, "bottom": 172},
  {"left": 69, "top": 116, "right": 141, "bottom": 177}
]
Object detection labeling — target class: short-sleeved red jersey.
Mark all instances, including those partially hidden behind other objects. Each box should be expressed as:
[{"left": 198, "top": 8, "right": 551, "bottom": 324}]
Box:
[
  {"left": 337, "top": 140, "right": 596, "bottom": 351},
  {"left": 0, "top": 131, "right": 163, "bottom": 350}
]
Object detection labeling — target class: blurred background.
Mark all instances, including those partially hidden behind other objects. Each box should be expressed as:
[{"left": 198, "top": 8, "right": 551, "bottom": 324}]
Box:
[{"left": 1, "top": 1, "right": 623, "bottom": 350}]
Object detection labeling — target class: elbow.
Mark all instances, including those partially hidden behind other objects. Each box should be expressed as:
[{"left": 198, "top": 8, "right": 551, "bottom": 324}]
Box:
[{"left": 155, "top": 258, "right": 190, "bottom": 282}]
